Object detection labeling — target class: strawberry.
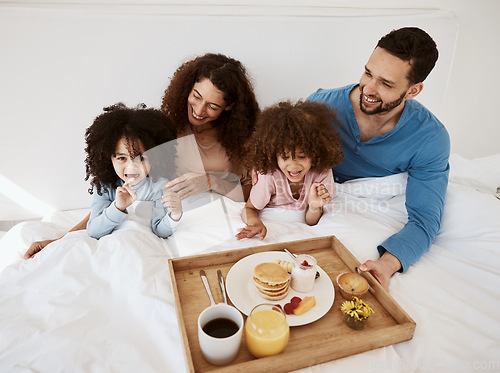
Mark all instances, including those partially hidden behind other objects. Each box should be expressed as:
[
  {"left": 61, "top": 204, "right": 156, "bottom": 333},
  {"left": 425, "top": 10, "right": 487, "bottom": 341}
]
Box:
[
  {"left": 283, "top": 302, "right": 298, "bottom": 315},
  {"left": 290, "top": 296, "right": 302, "bottom": 304},
  {"left": 300, "top": 260, "right": 313, "bottom": 268}
]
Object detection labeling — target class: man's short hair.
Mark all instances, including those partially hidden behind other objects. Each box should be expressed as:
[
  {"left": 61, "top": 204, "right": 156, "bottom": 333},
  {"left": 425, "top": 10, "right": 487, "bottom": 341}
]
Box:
[{"left": 377, "top": 27, "right": 439, "bottom": 85}]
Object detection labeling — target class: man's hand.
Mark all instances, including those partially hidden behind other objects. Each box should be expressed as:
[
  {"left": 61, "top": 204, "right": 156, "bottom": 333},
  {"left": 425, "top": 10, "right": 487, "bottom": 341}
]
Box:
[{"left": 358, "top": 251, "right": 402, "bottom": 291}]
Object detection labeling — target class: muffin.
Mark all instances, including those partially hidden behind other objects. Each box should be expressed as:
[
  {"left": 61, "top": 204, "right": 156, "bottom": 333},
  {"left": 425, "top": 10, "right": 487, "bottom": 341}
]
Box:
[{"left": 336, "top": 272, "right": 369, "bottom": 300}]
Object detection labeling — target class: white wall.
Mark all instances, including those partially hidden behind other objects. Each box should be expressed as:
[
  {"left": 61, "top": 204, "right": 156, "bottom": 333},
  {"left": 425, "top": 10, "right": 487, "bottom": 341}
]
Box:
[
  {"left": 333, "top": 0, "right": 500, "bottom": 160},
  {"left": 0, "top": 0, "right": 498, "bottom": 221}
]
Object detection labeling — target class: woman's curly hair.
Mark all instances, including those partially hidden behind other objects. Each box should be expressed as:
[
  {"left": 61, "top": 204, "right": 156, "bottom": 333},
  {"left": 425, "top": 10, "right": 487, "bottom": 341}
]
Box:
[
  {"left": 160, "top": 53, "right": 259, "bottom": 163},
  {"left": 245, "top": 100, "right": 344, "bottom": 174},
  {"left": 84, "top": 103, "right": 177, "bottom": 196}
]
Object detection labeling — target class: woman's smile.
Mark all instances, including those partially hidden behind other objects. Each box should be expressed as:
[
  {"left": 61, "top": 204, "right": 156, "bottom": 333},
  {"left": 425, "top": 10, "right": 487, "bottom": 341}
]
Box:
[{"left": 191, "top": 108, "right": 207, "bottom": 121}]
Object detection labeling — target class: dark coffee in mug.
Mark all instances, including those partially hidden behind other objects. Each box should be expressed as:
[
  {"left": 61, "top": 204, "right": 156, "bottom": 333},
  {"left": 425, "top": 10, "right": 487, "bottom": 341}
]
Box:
[{"left": 202, "top": 317, "right": 239, "bottom": 338}]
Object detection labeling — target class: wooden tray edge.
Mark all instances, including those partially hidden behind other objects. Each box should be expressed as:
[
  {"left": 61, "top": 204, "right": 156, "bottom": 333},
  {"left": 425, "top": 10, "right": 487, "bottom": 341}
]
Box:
[
  {"left": 168, "top": 259, "right": 195, "bottom": 373},
  {"left": 331, "top": 236, "right": 416, "bottom": 326}
]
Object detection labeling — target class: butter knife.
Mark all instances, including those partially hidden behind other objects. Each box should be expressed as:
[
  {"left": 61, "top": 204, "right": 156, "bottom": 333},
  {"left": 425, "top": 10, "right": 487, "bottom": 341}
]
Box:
[
  {"left": 217, "top": 269, "right": 228, "bottom": 304},
  {"left": 199, "top": 270, "right": 216, "bottom": 306}
]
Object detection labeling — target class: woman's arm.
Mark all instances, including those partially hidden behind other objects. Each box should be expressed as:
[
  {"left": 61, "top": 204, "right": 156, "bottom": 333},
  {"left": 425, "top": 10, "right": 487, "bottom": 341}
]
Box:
[
  {"left": 23, "top": 213, "right": 90, "bottom": 259},
  {"left": 164, "top": 172, "right": 248, "bottom": 202}
]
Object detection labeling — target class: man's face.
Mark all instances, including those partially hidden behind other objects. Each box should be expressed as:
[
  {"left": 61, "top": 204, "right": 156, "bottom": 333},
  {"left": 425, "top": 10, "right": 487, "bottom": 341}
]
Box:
[{"left": 358, "top": 47, "right": 413, "bottom": 115}]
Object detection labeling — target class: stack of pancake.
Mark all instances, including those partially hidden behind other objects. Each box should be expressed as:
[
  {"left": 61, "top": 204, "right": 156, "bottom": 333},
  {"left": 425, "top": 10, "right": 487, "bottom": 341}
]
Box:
[{"left": 253, "top": 262, "right": 290, "bottom": 300}]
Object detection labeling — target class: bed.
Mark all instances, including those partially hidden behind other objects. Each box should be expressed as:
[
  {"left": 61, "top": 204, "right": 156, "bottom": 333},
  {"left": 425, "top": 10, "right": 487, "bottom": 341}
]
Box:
[
  {"left": 0, "top": 152, "right": 499, "bottom": 372},
  {"left": 1, "top": 3, "right": 499, "bottom": 372}
]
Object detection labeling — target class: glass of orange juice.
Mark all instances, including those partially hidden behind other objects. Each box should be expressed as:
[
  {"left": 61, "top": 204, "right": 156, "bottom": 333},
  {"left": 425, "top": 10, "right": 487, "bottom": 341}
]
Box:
[{"left": 244, "top": 303, "right": 289, "bottom": 358}]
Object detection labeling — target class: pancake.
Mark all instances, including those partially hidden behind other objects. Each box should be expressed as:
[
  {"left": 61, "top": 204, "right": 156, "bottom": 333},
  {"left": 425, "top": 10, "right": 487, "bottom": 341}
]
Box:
[
  {"left": 253, "top": 277, "right": 288, "bottom": 292},
  {"left": 253, "top": 262, "right": 290, "bottom": 300},
  {"left": 256, "top": 285, "right": 290, "bottom": 301},
  {"left": 253, "top": 262, "right": 290, "bottom": 285}
]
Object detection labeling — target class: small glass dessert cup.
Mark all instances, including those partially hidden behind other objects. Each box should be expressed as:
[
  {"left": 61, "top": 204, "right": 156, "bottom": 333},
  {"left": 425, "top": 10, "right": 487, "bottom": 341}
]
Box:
[
  {"left": 290, "top": 254, "right": 317, "bottom": 293},
  {"left": 244, "top": 304, "right": 290, "bottom": 358},
  {"left": 336, "top": 272, "right": 369, "bottom": 300}
]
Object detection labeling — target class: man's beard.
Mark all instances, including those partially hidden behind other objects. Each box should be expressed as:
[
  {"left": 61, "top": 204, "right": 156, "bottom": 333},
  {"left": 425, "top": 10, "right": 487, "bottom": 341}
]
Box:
[{"left": 359, "top": 88, "right": 406, "bottom": 115}]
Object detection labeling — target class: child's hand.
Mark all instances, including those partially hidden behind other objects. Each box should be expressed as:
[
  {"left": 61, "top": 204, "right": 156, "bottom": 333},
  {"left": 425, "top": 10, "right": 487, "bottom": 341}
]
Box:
[
  {"left": 162, "top": 188, "right": 182, "bottom": 221},
  {"left": 308, "top": 182, "right": 332, "bottom": 210},
  {"left": 115, "top": 180, "right": 137, "bottom": 211},
  {"left": 235, "top": 223, "right": 267, "bottom": 241}
]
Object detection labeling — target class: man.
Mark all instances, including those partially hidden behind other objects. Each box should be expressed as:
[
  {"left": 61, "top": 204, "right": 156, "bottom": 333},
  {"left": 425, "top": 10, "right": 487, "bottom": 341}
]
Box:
[{"left": 308, "top": 27, "right": 450, "bottom": 290}]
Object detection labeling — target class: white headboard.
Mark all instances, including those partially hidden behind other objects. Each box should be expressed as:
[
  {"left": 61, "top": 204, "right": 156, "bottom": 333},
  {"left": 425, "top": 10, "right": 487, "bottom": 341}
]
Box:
[{"left": 0, "top": 5, "right": 457, "bottom": 219}]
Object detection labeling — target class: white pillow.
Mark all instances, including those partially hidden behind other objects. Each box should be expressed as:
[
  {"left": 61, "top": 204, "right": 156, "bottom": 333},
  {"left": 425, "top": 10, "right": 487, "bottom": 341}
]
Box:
[{"left": 449, "top": 153, "right": 500, "bottom": 195}]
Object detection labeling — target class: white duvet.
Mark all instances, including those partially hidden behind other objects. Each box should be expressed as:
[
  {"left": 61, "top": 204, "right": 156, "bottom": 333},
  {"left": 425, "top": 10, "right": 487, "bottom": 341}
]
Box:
[{"left": 1, "top": 153, "right": 499, "bottom": 372}]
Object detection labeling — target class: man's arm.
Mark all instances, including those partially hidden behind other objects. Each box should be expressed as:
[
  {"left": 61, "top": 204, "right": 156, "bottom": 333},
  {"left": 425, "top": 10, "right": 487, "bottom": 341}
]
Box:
[
  {"left": 377, "top": 129, "right": 450, "bottom": 272},
  {"left": 360, "top": 131, "right": 449, "bottom": 290}
]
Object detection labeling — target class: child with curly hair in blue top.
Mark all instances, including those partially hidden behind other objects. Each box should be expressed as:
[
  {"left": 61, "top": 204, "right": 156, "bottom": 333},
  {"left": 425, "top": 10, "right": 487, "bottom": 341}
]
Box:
[{"left": 84, "top": 103, "right": 181, "bottom": 239}]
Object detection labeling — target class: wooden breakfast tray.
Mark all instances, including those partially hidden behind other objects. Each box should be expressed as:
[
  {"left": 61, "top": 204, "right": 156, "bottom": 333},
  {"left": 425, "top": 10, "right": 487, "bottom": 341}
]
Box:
[{"left": 168, "top": 235, "right": 415, "bottom": 372}]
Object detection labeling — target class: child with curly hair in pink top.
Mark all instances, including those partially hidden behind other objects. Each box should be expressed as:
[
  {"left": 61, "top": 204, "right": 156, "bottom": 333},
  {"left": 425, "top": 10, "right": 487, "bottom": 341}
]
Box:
[{"left": 236, "top": 100, "right": 343, "bottom": 240}]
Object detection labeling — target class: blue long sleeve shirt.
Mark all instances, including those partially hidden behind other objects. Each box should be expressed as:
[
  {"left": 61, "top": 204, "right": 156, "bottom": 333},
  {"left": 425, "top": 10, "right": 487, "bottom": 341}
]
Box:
[
  {"left": 87, "top": 177, "right": 179, "bottom": 239},
  {"left": 308, "top": 84, "right": 450, "bottom": 271}
]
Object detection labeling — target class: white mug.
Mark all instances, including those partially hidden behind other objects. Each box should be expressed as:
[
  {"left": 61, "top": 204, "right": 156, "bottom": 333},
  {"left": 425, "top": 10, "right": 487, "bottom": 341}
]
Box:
[{"left": 197, "top": 303, "right": 244, "bottom": 366}]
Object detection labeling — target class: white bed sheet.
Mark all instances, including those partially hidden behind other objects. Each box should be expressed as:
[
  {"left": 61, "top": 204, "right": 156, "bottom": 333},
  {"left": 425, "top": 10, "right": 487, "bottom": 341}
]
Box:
[{"left": 0, "top": 154, "right": 499, "bottom": 372}]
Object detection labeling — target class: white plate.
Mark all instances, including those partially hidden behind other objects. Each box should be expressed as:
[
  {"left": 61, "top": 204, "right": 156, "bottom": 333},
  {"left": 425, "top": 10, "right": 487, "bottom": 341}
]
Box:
[{"left": 226, "top": 251, "right": 335, "bottom": 327}]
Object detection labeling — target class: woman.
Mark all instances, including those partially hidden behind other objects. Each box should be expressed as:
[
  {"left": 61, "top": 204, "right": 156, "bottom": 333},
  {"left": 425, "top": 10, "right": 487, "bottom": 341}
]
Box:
[
  {"left": 24, "top": 53, "right": 259, "bottom": 259},
  {"left": 161, "top": 53, "right": 259, "bottom": 202}
]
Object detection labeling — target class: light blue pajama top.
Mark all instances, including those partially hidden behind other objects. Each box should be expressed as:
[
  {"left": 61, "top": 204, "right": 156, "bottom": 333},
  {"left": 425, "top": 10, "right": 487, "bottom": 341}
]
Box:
[
  {"left": 308, "top": 84, "right": 450, "bottom": 271},
  {"left": 87, "top": 177, "right": 179, "bottom": 239}
]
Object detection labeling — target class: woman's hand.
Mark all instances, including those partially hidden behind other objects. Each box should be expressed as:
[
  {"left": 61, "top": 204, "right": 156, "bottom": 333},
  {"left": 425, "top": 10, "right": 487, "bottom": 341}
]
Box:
[
  {"left": 115, "top": 181, "right": 137, "bottom": 211},
  {"left": 24, "top": 239, "right": 56, "bottom": 259},
  {"left": 23, "top": 213, "right": 90, "bottom": 260},
  {"left": 165, "top": 172, "right": 210, "bottom": 200},
  {"left": 235, "top": 223, "right": 267, "bottom": 240},
  {"left": 308, "top": 182, "right": 332, "bottom": 209},
  {"left": 161, "top": 189, "right": 182, "bottom": 221}
]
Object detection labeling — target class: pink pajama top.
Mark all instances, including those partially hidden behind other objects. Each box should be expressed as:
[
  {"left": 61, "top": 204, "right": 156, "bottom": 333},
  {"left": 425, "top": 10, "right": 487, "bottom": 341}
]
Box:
[{"left": 250, "top": 169, "right": 335, "bottom": 210}]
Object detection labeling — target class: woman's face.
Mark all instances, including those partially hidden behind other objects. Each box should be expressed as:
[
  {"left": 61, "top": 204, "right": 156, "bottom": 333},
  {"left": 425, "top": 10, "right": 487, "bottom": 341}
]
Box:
[{"left": 186, "top": 78, "right": 231, "bottom": 127}]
